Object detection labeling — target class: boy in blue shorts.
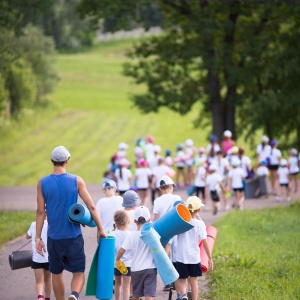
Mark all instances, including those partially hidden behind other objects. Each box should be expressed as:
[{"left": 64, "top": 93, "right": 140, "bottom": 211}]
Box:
[
  {"left": 175, "top": 196, "right": 213, "bottom": 300},
  {"left": 116, "top": 206, "right": 157, "bottom": 300}
]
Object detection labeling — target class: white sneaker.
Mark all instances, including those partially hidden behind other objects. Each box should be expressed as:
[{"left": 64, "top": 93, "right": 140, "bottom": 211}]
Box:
[
  {"left": 68, "top": 295, "right": 77, "bottom": 300},
  {"left": 275, "top": 196, "right": 282, "bottom": 202}
]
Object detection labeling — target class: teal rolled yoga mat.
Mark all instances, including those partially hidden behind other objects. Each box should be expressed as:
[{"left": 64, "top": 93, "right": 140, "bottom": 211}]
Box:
[
  {"left": 86, "top": 237, "right": 115, "bottom": 299},
  {"left": 68, "top": 203, "right": 96, "bottom": 227},
  {"left": 153, "top": 203, "right": 194, "bottom": 247},
  {"left": 141, "top": 223, "right": 179, "bottom": 285}
]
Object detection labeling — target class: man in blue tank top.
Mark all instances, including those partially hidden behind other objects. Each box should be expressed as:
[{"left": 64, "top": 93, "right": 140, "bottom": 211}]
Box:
[{"left": 35, "top": 146, "right": 106, "bottom": 300}]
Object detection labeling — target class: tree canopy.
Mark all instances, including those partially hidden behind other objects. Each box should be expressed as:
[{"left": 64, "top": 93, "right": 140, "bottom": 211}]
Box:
[{"left": 78, "top": 0, "right": 300, "bottom": 148}]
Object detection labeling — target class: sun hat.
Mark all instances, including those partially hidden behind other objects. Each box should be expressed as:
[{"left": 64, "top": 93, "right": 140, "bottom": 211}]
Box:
[
  {"left": 280, "top": 159, "right": 287, "bottom": 166},
  {"left": 159, "top": 175, "right": 175, "bottom": 187},
  {"left": 51, "top": 146, "right": 71, "bottom": 162},
  {"left": 134, "top": 206, "right": 151, "bottom": 223},
  {"left": 186, "top": 196, "right": 205, "bottom": 212},
  {"left": 146, "top": 136, "right": 154, "bottom": 143},
  {"left": 122, "top": 190, "right": 140, "bottom": 208},
  {"left": 209, "top": 164, "right": 217, "bottom": 171},
  {"left": 185, "top": 139, "right": 194, "bottom": 146},
  {"left": 102, "top": 179, "right": 117, "bottom": 189},
  {"left": 223, "top": 130, "right": 232, "bottom": 138},
  {"left": 261, "top": 136, "right": 269, "bottom": 143}
]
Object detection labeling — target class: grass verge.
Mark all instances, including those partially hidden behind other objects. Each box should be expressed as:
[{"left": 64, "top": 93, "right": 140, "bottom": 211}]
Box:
[
  {"left": 208, "top": 201, "right": 300, "bottom": 300},
  {"left": 0, "top": 211, "right": 36, "bottom": 246}
]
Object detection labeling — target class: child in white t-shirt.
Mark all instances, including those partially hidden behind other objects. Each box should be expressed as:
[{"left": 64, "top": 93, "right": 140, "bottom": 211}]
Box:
[
  {"left": 116, "top": 206, "right": 157, "bottom": 300},
  {"left": 175, "top": 143, "right": 186, "bottom": 189},
  {"left": 277, "top": 159, "right": 291, "bottom": 202},
  {"left": 115, "top": 158, "right": 132, "bottom": 196},
  {"left": 175, "top": 197, "right": 213, "bottom": 300},
  {"left": 96, "top": 179, "right": 123, "bottom": 234},
  {"left": 111, "top": 210, "right": 132, "bottom": 300},
  {"left": 205, "top": 164, "right": 227, "bottom": 215},
  {"left": 134, "top": 158, "right": 152, "bottom": 205},
  {"left": 26, "top": 218, "right": 51, "bottom": 300},
  {"left": 255, "top": 161, "right": 270, "bottom": 197},
  {"left": 227, "top": 158, "right": 245, "bottom": 210},
  {"left": 288, "top": 148, "right": 299, "bottom": 193},
  {"left": 153, "top": 176, "right": 181, "bottom": 221},
  {"left": 193, "top": 159, "right": 207, "bottom": 204},
  {"left": 122, "top": 190, "right": 140, "bottom": 231}
]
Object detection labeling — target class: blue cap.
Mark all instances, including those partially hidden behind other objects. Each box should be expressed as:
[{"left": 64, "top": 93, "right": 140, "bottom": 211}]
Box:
[
  {"left": 165, "top": 149, "right": 172, "bottom": 156},
  {"left": 210, "top": 135, "right": 217, "bottom": 142}
]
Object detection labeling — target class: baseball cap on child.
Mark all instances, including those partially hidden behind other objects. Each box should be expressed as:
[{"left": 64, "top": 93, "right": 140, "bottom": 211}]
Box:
[
  {"left": 159, "top": 175, "right": 175, "bottom": 187},
  {"left": 186, "top": 196, "right": 205, "bottom": 212},
  {"left": 280, "top": 159, "right": 287, "bottom": 166},
  {"left": 51, "top": 146, "right": 71, "bottom": 162},
  {"left": 134, "top": 206, "right": 151, "bottom": 223},
  {"left": 209, "top": 164, "right": 217, "bottom": 171},
  {"left": 122, "top": 190, "right": 140, "bottom": 208},
  {"left": 102, "top": 179, "right": 117, "bottom": 189}
]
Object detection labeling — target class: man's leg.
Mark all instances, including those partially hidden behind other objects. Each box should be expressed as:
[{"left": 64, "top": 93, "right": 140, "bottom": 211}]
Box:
[{"left": 52, "top": 272, "right": 65, "bottom": 300}]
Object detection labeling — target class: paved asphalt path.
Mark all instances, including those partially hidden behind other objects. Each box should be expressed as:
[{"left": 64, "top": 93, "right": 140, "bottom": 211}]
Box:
[{"left": 0, "top": 182, "right": 297, "bottom": 300}]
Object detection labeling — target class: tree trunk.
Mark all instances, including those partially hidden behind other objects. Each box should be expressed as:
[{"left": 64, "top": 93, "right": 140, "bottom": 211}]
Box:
[{"left": 225, "top": 85, "right": 236, "bottom": 139}]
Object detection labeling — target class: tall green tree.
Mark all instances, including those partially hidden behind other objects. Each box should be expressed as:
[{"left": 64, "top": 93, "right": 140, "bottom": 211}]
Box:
[{"left": 78, "top": 0, "right": 300, "bottom": 147}]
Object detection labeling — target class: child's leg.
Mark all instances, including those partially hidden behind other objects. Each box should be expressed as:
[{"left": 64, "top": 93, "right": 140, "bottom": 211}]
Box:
[
  {"left": 122, "top": 276, "right": 131, "bottom": 300},
  {"left": 34, "top": 268, "right": 45, "bottom": 297},
  {"left": 114, "top": 275, "right": 123, "bottom": 300},
  {"left": 44, "top": 269, "right": 52, "bottom": 299},
  {"left": 189, "top": 277, "right": 199, "bottom": 300},
  {"left": 238, "top": 191, "right": 245, "bottom": 210},
  {"left": 176, "top": 278, "right": 187, "bottom": 296}
]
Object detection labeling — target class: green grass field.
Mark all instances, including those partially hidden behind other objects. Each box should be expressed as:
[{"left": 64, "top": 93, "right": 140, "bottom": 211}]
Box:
[
  {"left": 0, "top": 39, "right": 209, "bottom": 186},
  {"left": 208, "top": 201, "right": 300, "bottom": 300}
]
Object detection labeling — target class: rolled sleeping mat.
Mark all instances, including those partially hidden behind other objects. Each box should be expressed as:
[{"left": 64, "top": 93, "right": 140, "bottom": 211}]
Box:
[
  {"left": 86, "top": 236, "right": 116, "bottom": 300},
  {"left": 141, "top": 222, "right": 179, "bottom": 285},
  {"left": 199, "top": 225, "right": 217, "bottom": 273},
  {"left": 153, "top": 203, "right": 193, "bottom": 247},
  {"left": 68, "top": 203, "right": 96, "bottom": 227},
  {"left": 9, "top": 250, "right": 32, "bottom": 270}
]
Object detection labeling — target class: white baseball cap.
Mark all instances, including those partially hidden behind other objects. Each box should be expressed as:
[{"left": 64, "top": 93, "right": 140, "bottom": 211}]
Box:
[
  {"left": 51, "top": 146, "right": 71, "bottom": 162},
  {"left": 159, "top": 175, "right": 175, "bottom": 187},
  {"left": 118, "top": 142, "right": 128, "bottom": 150},
  {"left": 261, "top": 136, "right": 269, "bottom": 143},
  {"left": 280, "top": 159, "right": 287, "bottom": 166},
  {"left": 185, "top": 139, "right": 194, "bottom": 146},
  {"left": 134, "top": 206, "right": 151, "bottom": 223},
  {"left": 223, "top": 130, "right": 232, "bottom": 137}
]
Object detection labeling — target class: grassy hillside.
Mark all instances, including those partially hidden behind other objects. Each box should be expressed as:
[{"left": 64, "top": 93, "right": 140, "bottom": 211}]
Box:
[{"left": 0, "top": 39, "right": 208, "bottom": 186}]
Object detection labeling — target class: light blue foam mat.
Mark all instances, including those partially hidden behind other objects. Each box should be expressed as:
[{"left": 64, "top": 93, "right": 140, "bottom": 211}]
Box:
[
  {"left": 141, "top": 223, "right": 179, "bottom": 285},
  {"left": 68, "top": 203, "right": 96, "bottom": 227},
  {"left": 153, "top": 204, "right": 194, "bottom": 247},
  {"left": 86, "top": 237, "right": 115, "bottom": 299}
]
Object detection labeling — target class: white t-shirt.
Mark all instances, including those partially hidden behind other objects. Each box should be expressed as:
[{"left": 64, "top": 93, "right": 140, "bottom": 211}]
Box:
[
  {"left": 134, "top": 167, "right": 152, "bottom": 189},
  {"left": 240, "top": 155, "right": 252, "bottom": 176},
  {"left": 256, "top": 144, "right": 271, "bottom": 163},
  {"left": 126, "top": 209, "right": 138, "bottom": 231},
  {"left": 216, "top": 157, "right": 229, "bottom": 177},
  {"left": 115, "top": 168, "right": 132, "bottom": 191},
  {"left": 165, "top": 156, "right": 173, "bottom": 167},
  {"left": 228, "top": 168, "right": 245, "bottom": 189},
  {"left": 152, "top": 165, "right": 171, "bottom": 189},
  {"left": 269, "top": 148, "right": 282, "bottom": 165},
  {"left": 277, "top": 167, "right": 289, "bottom": 184},
  {"left": 206, "top": 143, "right": 221, "bottom": 164},
  {"left": 175, "top": 218, "right": 207, "bottom": 264},
  {"left": 121, "top": 229, "right": 157, "bottom": 272},
  {"left": 185, "top": 146, "right": 194, "bottom": 167},
  {"left": 96, "top": 195, "right": 123, "bottom": 233},
  {"left": 110, "top": 229, "right": 132, "bottom": 267},
  {"left": 256, "top": 165, "right": 269, "bottom": 177},
  {"left": 153, "top": 193, "right": 181, "bottom": 217},
  {"left": 194, "top": 166, "right": 206, "bottom": 187},
  {"left": 27, "top": 220, "right": 48, "bottom": 263},
  {"left": 175, "top": 150, "right": 185, "bottom": 168},
  {"left": 145, "top": 143, "right": 155, "bottom": 164},
  {"left": 288, "top": 156, "right": 300, "bottom": 174},
  {"left": 206, "top": 172, "right": 223, "bottom": 191}
]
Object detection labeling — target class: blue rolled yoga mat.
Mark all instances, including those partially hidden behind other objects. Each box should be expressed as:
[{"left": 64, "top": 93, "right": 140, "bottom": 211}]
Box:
[
  {"left": 141, "top": 223, "right": 179, "bottom": 285},
  {"left": 153, "top": 203, "right": 194, "bottom": 247},
  {"left": 86, "top": 237, "right": 116, "bottom": 299},
  {"left": 68, "top": 203, "right": 96, "bottom": 227}
]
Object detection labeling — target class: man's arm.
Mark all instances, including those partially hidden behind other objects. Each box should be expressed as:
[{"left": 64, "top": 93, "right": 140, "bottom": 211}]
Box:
[
  {"left": 36, "top": 180, "right": 46, "bottom": 256},
  {"left": 77, "top": 176, "right": 106, "bottom": 240},
  {"left": 202, "top": 239, "right": 214, "bottom": 270}
]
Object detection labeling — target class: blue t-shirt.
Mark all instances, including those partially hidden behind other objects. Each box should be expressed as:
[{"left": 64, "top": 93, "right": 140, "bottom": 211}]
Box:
[{"left": 41, "top": 173, "right": 81, "bottom": 240}]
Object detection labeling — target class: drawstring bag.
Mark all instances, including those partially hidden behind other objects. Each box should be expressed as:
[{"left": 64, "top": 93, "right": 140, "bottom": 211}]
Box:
[{"left": 9, "top": 240, "right": 32, "bottom": 270}]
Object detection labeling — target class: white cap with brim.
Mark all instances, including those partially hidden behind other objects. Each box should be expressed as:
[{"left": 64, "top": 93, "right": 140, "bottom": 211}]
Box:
[
  {"left": 102, "top": 179, "right": 117, "bottom": 189},
  {"left": 159, "top": 175, "right": 175, "bottom": 187},
  {"left": 51, "top": 146, "right": 71, "bottom": 162},
  {"left": 134, "top": 206, "right": 151, "bottom": 223}
]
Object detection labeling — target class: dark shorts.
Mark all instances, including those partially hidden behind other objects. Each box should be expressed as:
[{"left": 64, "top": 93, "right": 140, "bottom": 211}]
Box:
[
  {"left": 176, "top": 262, "right": 202, "bottom": 278},
  {"left": 137, "top": 188, "right": 148, "bottom": 191},
  {"left": 290, "top": 172, "right": 299, "bottom": 176},
  {"left": 114, "top": 267, "right": 131, "bottom": 276},
  {"left": 195, "top": 186, "right": 205, "bottom": 198},
  {"left": 210, "top": 190, "right": 220, "bottom": 202},
  {"left": 131, "top": 268, "right": 157, "bottom": 297},
  {"left": 233, "top": 187, "right": 244, "bottom": 192},
  {"left": 47, "top": 234, "right": 85, "bottom": 274},
  {"left": 177, "top": 166, "right": 184, "bottom": 170},
  {"left": 268, "top": 164, "right": 279, "bottom": 170},
  {"left": 280, "top": 183, "right": 288, "bottom": 187},
  {"left": 31, "top": 261, "right": 49, "bottom": 270}
]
